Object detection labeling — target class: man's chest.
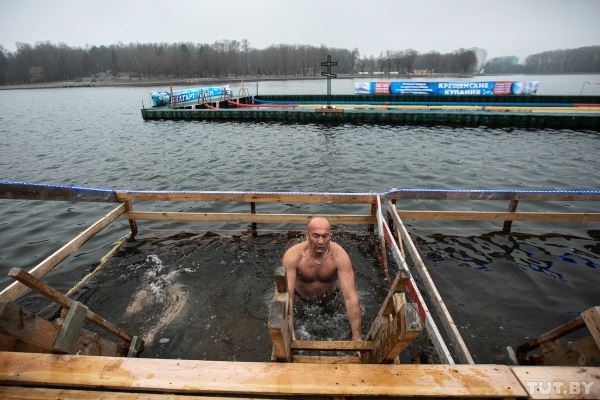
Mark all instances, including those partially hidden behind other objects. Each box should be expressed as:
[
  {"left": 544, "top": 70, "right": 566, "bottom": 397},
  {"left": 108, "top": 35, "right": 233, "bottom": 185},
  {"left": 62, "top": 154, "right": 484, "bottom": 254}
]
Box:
[{"left": 297, "top": 260, "right": 337, "bottom": 282}]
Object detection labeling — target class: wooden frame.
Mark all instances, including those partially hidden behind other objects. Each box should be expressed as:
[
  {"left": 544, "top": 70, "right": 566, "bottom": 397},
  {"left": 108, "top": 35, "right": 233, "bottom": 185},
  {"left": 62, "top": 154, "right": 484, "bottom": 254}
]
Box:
[
  {"left": 375, "top": 196, "right": 454, "bottom": 364},
  {"left": 385, "top": 188, "right": 600, "bottom": 233},
  {"left": 0, "top": 182, "right": 599, "bottom": 396},
  {"left": 516, "top": 306, "right": 600, "bottom": 366},
  {"left": 387, "top": 202, "right": 475, "bottom": 364},
  {"left": 393, "top": 210, "right": 600, "bottom": 222},
  {"left": 0, "top": 203, "right": 126, "bottom": 302},
  {"left": 126, "top": 211, "right": 375, "bottom": 224}
]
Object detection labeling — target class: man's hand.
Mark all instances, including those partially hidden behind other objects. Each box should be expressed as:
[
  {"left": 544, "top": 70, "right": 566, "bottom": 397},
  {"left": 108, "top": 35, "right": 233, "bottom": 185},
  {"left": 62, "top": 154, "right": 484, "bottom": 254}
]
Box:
[{"left": 353, "top": 335, "right": 363, "bottom": 358}]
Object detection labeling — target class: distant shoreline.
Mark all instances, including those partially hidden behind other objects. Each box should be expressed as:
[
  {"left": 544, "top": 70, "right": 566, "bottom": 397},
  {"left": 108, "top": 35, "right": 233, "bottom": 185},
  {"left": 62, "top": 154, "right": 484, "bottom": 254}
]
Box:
[{"left": 0, "top": 72, "right": 597, "bottom": 90}]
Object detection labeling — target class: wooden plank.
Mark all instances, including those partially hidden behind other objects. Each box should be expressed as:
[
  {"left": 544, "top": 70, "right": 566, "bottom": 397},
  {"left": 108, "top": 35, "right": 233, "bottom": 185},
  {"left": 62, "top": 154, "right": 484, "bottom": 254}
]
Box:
[
  {"left": 396, "top": 210, "right": 600, "bottom": 222},
  {"left": 382, "top": 271, "right": 410, "bottom": 316},
  {"left": 0, "top": 333, "right": 47, "bottom": 353},
  {"left": 291, "top": 340, "right": 373, "bottom": 351},
  {"left": 389, "top": 203, "right": 474, "bottom": 364},
  {"left": 53, "top": 301, "right": 87, "bottom": 353},
  {"left": 384, "top": 189, "right": 600, "bottom": 201},
  {"left": 274, "top": 266, "right": 287, "bottom": 293},
  {"left": 517, "top": 316, "right": 585, "bottom": 360},
  {"left": 292, "top": 355, "right": 362, "bottom": 364},
  {"left": 581, "top": 306, "right": 600, "bottom": 351},
  {"left": 117, "top": 191, "right": 376, "bottom": 204},
  {"left": 0, "top": 203, "right": 126, "bottom": 302},
  {"left": 8, "top": 268, "right": 133, "bottom": 343},
  {"left": 393, "top": 293, "right": 407, "bottom": 313},
  {"left": 542, "top": 336, "right": 600, "bottom": 366},
  {"left": 125, "top": 211, "right": 375, "bottom": 225},
  {"left": 0, "top": 352, "right": 528, "bottom": 397},
  {"left": 375, "top": 195, "right": 390, "bottom": 283},
  {"left": 366, "top": 270, "right": 409, "bottom": 341},
  {"left": 0, "top": 302, "right": 123, "bottom": 356},
  {"left": 0, "top": 386, "right": 266, "bottom": 400},
  {"left": 366, "top": 303, "right": 422, "bottom": 364},
  {"left": 267, "top": 299, "right": 291, "bottom": 362},
  {"left": 512, "top": 366, "right": 600, "bottom": 399}
]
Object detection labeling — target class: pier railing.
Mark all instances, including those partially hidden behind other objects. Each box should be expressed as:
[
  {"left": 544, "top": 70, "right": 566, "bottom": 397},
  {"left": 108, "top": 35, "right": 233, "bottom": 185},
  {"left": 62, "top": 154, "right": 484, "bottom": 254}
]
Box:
[{"left": 1, "top": 181, "right": 599, "bottom": 365}]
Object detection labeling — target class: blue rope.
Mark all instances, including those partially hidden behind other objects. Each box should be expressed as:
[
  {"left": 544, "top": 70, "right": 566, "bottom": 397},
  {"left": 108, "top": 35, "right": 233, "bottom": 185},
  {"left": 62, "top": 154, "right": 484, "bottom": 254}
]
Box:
[
  {"left": 384, "top": 188, "right": 600, "bottom": 195},
  {"left": 1, "top": 180, "right": 599, "bottom": 197},
  {"left": 0, "top": 180, "right": 116, "bottom": 195}
]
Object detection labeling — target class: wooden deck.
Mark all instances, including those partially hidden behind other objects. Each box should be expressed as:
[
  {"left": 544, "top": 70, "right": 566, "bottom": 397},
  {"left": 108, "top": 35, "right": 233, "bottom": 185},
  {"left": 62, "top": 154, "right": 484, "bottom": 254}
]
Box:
[{"left": 1, "top": 352, "right": 598, "bottom": 398}]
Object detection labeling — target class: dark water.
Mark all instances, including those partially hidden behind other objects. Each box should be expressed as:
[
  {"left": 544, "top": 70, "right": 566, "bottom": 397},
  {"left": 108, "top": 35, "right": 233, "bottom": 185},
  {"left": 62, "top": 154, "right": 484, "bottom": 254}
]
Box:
[
  {"left": 75, "top": 230, "right": 386, "bottom": 361},
  {"left": 1, "top": 76, "right": 599, "bottom": 363}
]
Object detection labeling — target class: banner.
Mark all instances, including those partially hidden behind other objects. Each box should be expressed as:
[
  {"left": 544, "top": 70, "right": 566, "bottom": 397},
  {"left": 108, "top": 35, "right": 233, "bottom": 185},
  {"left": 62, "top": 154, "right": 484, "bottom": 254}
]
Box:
[
  {"left": 355, "top": 81, "right": 539, "bottom": 95},
  {"left": 151, "top": 86, "right": 232, "bottom": 107}
]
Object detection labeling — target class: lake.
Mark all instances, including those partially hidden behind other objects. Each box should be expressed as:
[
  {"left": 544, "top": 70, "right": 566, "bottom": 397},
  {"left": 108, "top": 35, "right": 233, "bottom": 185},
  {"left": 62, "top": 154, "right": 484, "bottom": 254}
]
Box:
[{"left": 0, "top": 75, "right": 599, "bottom": 363}]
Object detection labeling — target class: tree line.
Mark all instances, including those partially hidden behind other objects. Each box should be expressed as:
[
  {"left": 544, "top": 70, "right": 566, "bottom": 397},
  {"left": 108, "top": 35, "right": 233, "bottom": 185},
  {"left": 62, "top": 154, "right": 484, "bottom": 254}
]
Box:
[
  {"left": 483, "top": 46, "right": 600, "bottom": 74},
  {"left": 0, "top": 40, "right": 478, "bottom": 85},
  {"left": 0, "top": 40, "right": 598, "bottom": 85}
]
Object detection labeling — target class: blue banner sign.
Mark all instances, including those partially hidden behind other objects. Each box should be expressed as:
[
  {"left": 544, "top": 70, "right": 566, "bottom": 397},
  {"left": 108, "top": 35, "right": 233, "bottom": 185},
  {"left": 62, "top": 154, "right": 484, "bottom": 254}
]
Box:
[
  {"left": 355, "top": 81, "right": 539, "bottom": 95},
  {"left": 151, "top": 86, "right": 232, "bottom": 107}
]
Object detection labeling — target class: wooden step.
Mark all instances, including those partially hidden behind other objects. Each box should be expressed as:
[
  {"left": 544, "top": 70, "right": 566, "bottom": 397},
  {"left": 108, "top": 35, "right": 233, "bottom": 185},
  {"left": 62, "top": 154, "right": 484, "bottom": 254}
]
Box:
[{"left": 0, "top": 351, "right": 528, "bottom": 398}]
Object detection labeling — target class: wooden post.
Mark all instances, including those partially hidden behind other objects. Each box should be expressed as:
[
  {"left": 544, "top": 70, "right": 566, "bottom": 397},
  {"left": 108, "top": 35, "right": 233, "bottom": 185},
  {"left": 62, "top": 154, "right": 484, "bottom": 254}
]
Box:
[
  {"left": 274, "top": 266, "right": 287, "bottom": 294},
  {"left": 124, "top": 201, "right": 138, "bottom": 237},
  {"left": 53, "top": 301, "right": 88, "bottom": 353},
  {"left": 127, "top": 335, "right": 144, "bottom": 357},
  {"left": 368, "top": 202, "right": 376, "bottom": 232},
  {"left": 365, "top": 302, "right": 422, "bottom": 364},
  {"left": 375, "top": 196, "right": 390, "bottom": 284},
  {"left": 250, "top": 201, "right": 257, "bottom": 237},
  {"left": 268, "top": 299, "right": 291, "bottom": 362},
  {"left": 503, "top": 199, "right": 519, "bottom": 233},
  {"left": 581, "top": 306, "right": 600, "bottom": 351},
  {"left": 367, "top": 270, "right": 409, "bottom": 340},
  {"left": 8, "top": 268, "right": 134, "bottom": 343},
  {"left": 269, "top": 265, "right": 291, "bottom": 362},
  {"left": 169, "top": 83, "right": 174, "bottom": 108}
]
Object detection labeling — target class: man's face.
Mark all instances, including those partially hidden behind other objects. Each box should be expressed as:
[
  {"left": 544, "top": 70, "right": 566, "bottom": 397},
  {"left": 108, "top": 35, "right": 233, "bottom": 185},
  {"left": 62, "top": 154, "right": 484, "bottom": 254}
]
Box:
[{"left": 307, "top": 223, "right": 331, "bottom": 255}]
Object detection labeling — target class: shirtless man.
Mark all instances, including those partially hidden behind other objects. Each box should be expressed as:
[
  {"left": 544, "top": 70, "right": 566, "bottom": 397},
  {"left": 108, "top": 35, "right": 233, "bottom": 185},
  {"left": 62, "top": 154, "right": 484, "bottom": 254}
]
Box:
[{"left": 282, "top": 217, "right": 362, "bottom": 341}]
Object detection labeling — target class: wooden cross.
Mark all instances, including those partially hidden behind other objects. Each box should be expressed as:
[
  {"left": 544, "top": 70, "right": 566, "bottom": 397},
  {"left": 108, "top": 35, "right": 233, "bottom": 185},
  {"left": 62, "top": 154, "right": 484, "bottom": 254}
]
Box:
[{"left": 321, "top": 55, "right": 338, "bottom": 108}]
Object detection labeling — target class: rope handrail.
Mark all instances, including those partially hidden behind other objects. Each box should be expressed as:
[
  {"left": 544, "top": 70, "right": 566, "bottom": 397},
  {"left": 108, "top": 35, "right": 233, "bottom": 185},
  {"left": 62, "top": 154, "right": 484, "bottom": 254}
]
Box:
[{"left": 1, "top": 180, "right": 600, "bottom": 203}]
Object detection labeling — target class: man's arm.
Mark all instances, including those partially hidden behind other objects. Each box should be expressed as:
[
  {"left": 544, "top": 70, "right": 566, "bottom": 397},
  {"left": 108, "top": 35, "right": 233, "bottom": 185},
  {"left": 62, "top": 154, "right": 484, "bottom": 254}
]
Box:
[
  {"left": 282, "top": 247, "right": 298, "bottom": 340},
  {"left": 335, "top": 245, "right": 362, "bottom": 341}
]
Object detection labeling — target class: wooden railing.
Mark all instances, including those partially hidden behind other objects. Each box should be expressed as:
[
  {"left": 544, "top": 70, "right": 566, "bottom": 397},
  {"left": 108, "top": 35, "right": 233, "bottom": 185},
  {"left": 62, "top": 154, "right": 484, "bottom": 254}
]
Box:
[{"left": 1, "top": 182, "right": 598, "bottom": 366}]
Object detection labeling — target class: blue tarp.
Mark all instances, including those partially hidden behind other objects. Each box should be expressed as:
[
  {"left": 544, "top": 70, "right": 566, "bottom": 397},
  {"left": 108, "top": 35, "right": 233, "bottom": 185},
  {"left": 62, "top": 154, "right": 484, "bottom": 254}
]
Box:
[
  {"left": 355, "top": 81, "right": 539, "bottom": 95},
  {"left": 150, "top": 86, "right": 232, "bottom": 107}
]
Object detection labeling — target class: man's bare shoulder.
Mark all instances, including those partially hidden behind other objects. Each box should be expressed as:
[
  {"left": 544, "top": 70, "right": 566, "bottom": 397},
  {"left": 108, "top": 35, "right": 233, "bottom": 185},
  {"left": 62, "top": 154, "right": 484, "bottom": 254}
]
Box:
[
  {"left": 330, "top": 241, "right": 349, "bottom": 256},
  {"left": 331, "top": 242, "right": 352, "bottom": 267},
  {"left": 282, "top": 242, "right": 306, "bottom": 266}
]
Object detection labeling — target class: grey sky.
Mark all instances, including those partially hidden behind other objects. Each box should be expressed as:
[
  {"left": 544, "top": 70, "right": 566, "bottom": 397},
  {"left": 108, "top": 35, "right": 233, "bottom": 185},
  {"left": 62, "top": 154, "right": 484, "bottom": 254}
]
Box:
[{"left": 1, "top": 0, "right": 598, "bottom": 60}]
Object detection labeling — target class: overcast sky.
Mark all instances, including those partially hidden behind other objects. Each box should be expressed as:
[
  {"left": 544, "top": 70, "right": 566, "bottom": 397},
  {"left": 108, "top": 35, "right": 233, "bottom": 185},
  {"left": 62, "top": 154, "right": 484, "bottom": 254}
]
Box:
[{"left": 1, "top": 0, "right": 599, "bottom": 61}]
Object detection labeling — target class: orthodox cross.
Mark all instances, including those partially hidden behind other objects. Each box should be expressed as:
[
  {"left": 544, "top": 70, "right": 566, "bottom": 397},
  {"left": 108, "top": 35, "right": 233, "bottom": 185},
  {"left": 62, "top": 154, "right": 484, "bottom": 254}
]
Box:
[{"left": 321, "top": 55, "right": 337, "bottom": 108}]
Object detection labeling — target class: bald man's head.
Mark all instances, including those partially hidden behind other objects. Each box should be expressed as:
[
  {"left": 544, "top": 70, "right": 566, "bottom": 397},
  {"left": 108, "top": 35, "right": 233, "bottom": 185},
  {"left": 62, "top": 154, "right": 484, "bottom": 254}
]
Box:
[
  {"left": 307, "top": 217, "right": 332, "bottom": 254},
  {"left": 307, "top": 217, "right": 331, "bottom": 233}
]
